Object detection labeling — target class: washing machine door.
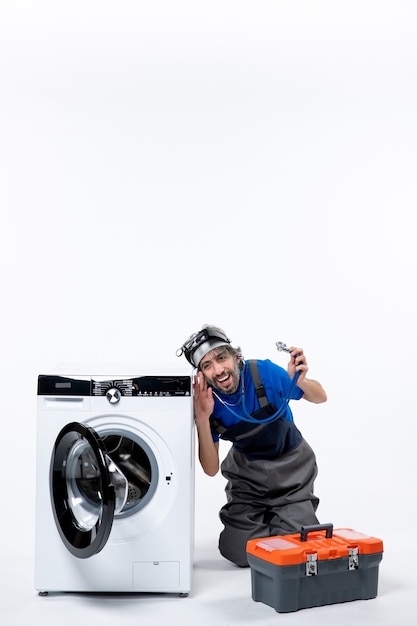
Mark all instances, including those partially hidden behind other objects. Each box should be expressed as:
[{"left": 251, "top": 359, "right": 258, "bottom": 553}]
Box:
[{"left": 50, "top": 422, "right": 117, "bottom": 559}]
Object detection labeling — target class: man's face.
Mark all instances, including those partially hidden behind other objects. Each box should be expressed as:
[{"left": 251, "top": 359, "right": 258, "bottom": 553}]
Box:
[{"left": 199, "top": 348, "right": 240, "bottom": 394}]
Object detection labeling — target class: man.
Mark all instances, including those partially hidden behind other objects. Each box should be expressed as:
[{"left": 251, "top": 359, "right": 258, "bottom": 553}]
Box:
[{"left": 178, "top": 325, "right": 327, "bottom": 567}]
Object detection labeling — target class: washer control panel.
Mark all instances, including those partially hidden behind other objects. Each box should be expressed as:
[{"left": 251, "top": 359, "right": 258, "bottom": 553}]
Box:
[
  {"left": 93, "top": 379, "right": 134, "bottom": 397},
  {"left": 38, "top": 375, "right": 191, "bottom": 397}
]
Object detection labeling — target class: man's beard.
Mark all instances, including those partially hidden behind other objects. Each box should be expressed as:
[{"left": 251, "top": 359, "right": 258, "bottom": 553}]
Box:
[{"left": 211, "top": 362, "right": 241, "bottom": 395}]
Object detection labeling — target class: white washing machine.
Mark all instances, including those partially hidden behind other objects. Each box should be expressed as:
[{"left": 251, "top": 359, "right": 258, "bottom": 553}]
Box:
[{"left": 34, "top": 364, "right": 195, "bottom": 596}]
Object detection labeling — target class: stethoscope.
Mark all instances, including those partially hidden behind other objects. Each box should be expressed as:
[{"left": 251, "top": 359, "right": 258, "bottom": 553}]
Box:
[{"left": 211, "top": 341, "right": 300, "bottom": 425}]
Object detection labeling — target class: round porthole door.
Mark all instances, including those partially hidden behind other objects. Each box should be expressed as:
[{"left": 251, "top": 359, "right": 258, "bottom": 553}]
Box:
[{"left": 50, "top": 422, "right": 123, "bottom": 558}]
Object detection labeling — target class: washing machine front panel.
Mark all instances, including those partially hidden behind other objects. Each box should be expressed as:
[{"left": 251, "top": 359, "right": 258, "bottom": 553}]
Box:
[{"left": 35, "top": 367, "right": 195, "bottom": 594}]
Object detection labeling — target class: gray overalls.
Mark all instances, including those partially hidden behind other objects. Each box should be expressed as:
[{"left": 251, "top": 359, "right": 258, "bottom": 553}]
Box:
[{"left": 212, "top": 362, "right": 319, "bottom": 567}]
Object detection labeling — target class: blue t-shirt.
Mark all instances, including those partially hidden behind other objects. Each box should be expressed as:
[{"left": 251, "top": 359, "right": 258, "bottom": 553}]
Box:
[{"left": 210, "top": 359, "right": 304, "bottom": 459}]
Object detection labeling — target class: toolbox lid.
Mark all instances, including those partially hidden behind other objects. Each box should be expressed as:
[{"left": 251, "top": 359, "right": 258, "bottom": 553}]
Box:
[{"left": 246, "top": 526, "right": 383, "bottom": 566}]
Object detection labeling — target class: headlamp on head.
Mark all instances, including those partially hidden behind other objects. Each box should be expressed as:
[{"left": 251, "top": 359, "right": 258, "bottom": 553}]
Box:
[{"left": 176, "top": 326, "right": 231, "bottom": 368}]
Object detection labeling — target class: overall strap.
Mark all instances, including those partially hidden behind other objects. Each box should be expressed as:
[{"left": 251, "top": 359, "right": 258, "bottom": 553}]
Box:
[
  {"left": 248, "top": 360, "right": 269, "bottom": 408},
  {"left": 209, "top": 415, "right": 227, "bottom": 435}
]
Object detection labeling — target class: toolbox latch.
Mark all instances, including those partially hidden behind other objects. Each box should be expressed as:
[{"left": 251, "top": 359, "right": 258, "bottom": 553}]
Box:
[
  {"left": 348, "top": 547, "right": 359, "bottom": 570},
  {"left": 306, "top": 552, "right": 317, "bottom": 576}
]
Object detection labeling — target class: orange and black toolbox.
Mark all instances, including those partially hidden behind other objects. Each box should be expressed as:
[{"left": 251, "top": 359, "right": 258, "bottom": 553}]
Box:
[{"left": 246, "top": 523, "right": 383, "bottom": 613}]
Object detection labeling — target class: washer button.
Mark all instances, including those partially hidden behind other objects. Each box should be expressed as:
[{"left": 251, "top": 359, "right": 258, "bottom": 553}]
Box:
[{"left": 106, "top": 388, "right": 121, "bottom": 404}]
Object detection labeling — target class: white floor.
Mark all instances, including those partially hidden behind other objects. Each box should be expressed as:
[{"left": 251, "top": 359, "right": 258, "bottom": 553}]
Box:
[
  {"left": 1, "top": 529, "right": 415, "bottom": 626},
  {"left": 2, "top": 453, "right": 415, "bottom": 626}
]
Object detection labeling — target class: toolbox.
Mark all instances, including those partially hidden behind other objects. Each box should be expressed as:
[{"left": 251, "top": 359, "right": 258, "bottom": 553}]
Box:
[{"left": 246, "top": 523, "right": 383, "bottom": 613}]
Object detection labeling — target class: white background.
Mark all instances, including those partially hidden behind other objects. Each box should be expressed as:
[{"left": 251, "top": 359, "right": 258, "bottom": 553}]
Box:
[{"left": 1, "top": 1, "right": 416, "bottom": 624}]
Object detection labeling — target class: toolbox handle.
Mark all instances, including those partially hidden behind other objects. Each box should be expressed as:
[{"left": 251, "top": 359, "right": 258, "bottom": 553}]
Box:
[{"left": 300, "top": 523, "right": 334, "bottom": 542}]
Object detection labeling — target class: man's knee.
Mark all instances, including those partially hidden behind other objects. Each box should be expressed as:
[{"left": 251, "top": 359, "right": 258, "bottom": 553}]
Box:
[{"left": 218, "top": 531, "right": 250, "bottom": 567}]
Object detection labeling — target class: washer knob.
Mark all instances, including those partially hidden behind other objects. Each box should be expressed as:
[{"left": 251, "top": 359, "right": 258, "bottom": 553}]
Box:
[{"left": 106, "top": 388, "right": 121, "bottom": 404}]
